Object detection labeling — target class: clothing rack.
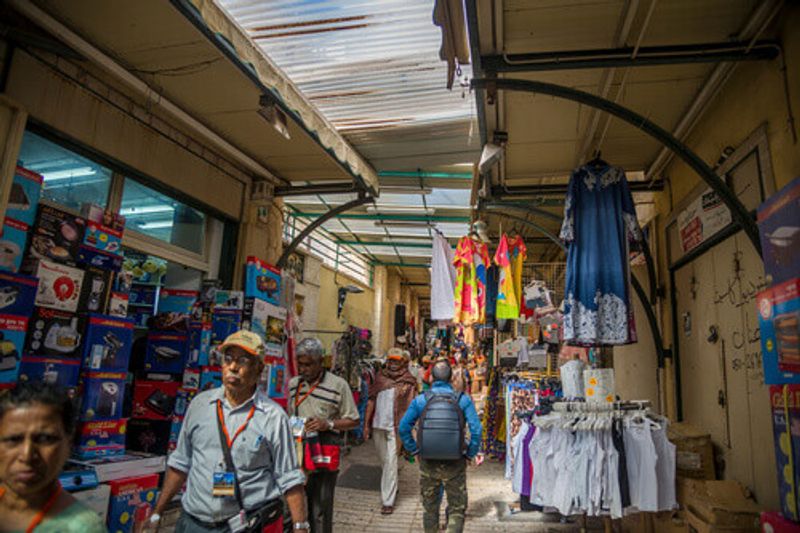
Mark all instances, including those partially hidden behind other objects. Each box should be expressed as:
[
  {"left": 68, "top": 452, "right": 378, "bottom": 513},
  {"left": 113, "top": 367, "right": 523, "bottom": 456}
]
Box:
[{"left": 551, "top": 400, "right": 651, "bottom": 413}]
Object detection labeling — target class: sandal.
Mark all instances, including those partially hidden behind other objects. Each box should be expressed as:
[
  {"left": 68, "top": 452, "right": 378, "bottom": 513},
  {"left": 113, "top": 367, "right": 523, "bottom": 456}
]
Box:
[{"left": 381, "top": 505, "right": 394, "bottom": 515}]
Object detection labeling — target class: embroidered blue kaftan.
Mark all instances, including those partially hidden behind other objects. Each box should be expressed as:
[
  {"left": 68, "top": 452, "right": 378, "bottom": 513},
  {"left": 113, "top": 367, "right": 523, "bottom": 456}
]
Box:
[{"left": 560, "top": 164, "right": 642, "bottom": 345}]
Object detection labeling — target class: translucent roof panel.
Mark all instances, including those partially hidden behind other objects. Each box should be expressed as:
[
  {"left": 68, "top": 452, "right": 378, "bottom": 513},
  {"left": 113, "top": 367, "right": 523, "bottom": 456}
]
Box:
[
  {"left": 218, "top": 0, "right": 475, "bottom": 133},
  {"left": 287, "top": 188, "right": 472, "bottom": 210}
]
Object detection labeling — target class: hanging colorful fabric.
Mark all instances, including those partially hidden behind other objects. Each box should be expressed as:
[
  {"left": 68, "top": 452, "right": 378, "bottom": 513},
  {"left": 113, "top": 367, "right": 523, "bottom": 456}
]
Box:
[
  {"left": 494, "top": 234, "right": 520, "bottom": 320},
  {"left": 473, "top": 239, "right": 490, "bottom": 324},
  {"left": 509, "top": 235, "right": 527, "bottom": 318},
  {"left": 453, "top": 237, "right": 479, "bottom": 325}
]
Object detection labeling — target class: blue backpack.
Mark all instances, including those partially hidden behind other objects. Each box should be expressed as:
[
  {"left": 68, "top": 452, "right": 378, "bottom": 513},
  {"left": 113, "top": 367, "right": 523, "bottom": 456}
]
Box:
[{"left": 417, "top": 391, "right": 465, "bottom": 460}]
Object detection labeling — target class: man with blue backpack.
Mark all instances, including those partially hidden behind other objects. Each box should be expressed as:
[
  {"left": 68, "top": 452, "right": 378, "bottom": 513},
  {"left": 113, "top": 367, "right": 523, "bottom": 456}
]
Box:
[{"left": 399, "top": 358, "right": 483, "bottom": 533}]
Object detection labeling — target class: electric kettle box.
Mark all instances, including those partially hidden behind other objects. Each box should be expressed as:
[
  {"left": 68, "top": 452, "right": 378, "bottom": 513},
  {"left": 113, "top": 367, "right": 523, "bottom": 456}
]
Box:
[
  {"left": 757, "top": 278, "right": 800, "bottom": 383},
  {"left": 132, "top": 379, "right": 180, "bottom": 420},
  {"left": 32, "top": 259, "right": 85, "bottom": 312},
  {"left": 78, "top": 266, "right": 113, "bottom": 315},
  {"left": 244, "top": 256, "right": 281, "bottom": 305},
  {"left": 144, "top": 333, "right": 189, "bottom": 374},
  {"left": 81, "top": 314, "right": 134, "bottom": 372},
  {"left": 18, "top": 355, "right": 81, "bottom": 390},
  {"left": 0, "top": 314, "right": 27, "bottom": 387},
  {"left": 75, "top": 418, "right": 128, "bottom": 459},
  {"left": 758, "top": 177, "right": 800, "bottom": 285},
  {"left": 0, "top": 218, "right": 30, "bottom": 274},
  {"left": 80, "top": 371, "right": 126, "bottom": 421},
  {"left": 24, "top": 204, "right": 86, "bottom": 268},
  {"left": 0, "top": 271, "right": 38, "bottom": 316},
  {"left": 6, "top": 166, "right": 43, "bottom": 227},
  {"left": 106, "top": 473, "right": 159, "bottom": 533},
  {"left": 24, "top": 307, "right": 85, "bottom": 358}
]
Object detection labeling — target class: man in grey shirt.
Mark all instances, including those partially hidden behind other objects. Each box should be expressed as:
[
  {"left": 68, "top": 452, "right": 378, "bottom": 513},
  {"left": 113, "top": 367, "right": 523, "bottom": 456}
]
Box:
[{"left": 147, "top": 330, "right": 309, "bottom": 532}]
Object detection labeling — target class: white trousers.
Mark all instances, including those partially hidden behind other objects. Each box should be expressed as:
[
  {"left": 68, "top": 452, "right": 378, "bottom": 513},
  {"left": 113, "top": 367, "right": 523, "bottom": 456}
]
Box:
[{"left": 374, "top": 428, "right": 398, "bottom": 506}]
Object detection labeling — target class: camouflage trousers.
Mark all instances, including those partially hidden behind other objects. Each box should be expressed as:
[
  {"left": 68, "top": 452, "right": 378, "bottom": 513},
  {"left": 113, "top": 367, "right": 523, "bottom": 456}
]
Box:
[{"left": 419, "top": 458, "right": 467, "bottom": 533}]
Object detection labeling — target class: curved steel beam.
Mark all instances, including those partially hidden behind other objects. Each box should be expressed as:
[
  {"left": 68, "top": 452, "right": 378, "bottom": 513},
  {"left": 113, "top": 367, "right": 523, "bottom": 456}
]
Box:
[
  {"left": 277, "top": 195, "right": 371, "bottom": 268},
  {"left": 482, "top": 200, "right": 562, "bottom": 222},
  {"left": 472, "top": 78, "right": 761, "bottom": 254},
  {"left": 482, "top": 206, "right": 565, "bottom": 251}
]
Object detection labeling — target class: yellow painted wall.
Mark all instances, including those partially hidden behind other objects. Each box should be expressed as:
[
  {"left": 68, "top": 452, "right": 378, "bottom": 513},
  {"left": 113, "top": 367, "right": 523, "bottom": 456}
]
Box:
[{"left": 316, "top": 264, "right": 376, "bottom": 337}]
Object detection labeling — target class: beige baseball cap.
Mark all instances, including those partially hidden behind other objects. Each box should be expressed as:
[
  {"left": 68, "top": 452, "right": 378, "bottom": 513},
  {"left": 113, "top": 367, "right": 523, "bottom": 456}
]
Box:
[{"left": 219, "top": 330, "right": 265, "bottom": 357}]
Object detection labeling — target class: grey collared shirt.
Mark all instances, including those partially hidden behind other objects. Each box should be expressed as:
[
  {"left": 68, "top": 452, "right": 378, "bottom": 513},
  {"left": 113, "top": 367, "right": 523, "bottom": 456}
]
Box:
[{"left": 167, "top": 387, "right": 305, "bottom": 523}]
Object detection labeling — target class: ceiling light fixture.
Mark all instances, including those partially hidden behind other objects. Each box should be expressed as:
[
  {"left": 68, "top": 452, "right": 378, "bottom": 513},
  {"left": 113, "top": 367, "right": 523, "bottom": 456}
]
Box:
[
  {"left": 41, "top": 166, "right": 97, "bottom": 181},
  {"left": 258, "top": 94, "right": 291, "bottom": 140},
  {"left": 120, "top": 205, "right": 175, "bottom": 216}
]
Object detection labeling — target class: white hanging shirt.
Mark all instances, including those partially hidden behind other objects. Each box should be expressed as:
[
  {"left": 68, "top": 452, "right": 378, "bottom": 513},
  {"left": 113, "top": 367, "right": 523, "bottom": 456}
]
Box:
[{"left": 430, "top": 232, "right": 457, "bottom": 320}]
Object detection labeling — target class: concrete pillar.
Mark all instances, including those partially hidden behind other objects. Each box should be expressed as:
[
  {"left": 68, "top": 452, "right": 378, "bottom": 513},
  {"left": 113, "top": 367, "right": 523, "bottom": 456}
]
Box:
[{"left": 233, "top": 195, "right": 284, "bottom": 289}]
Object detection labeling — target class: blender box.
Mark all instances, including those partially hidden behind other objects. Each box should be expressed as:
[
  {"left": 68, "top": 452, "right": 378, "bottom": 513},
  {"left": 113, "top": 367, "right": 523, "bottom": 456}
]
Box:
[
  {"left": 126, "top": 419, "right": 172, "bottom": 456},
  {"left": 25, "top": 307, "right": 84, "bottom": 358},
  {"left": 81, "top": 315, "right": 134, "bottom": 372},
  {"left": 81, "top": 371, "right": 126, "bottom": 421},
  {"left": 132, "top": 380, "right": 180, "bottom": 420},
  {"left": 244, "top": 256, "right": 281, "bottom": 305},
  {"left": 182, "top": 368, "right": 200, "bottom": 391},
  {"left": 6, "top": 166, "right": 43, "bottom": 227},
  {"left": 107, "top": 473, "right": 159, "bottom": 533},
  {"left": 82, "top": 222, "right": 122, "bottom": 257},
  {"left": 187, "top": 321, "right": 211, "bottom": 367},
  {"left": 78, "top": 245, "right": 123, "bottom": 273},
  {"left": 199, "top": 366, "right": 221, "bottom": 391},
  {"left": 144, "top": 333, "right": 188, "bottom": 374},
  {"left": 25, "top": 204, "right": 86, "bottom": 267},
  {"left": 212, "top": 308, "right": 241, "bottom": 344},
  {"left": 0, "top": 271, "right": 38, "bottom": 316},
  {"left": 75, "top": 418, "right": 128, "bottom": 459},
  {"left": 157, "top": 288, "right": 198, "bottom": 315},
  {"left": 0, "top": 218, "right": 29, "bottom": 273},
  {"left": 32, "top": 259, "right": 85, "bottom": 312},
  {"left": 107, "top": 292, "right": 129, "bottom": 318},
  {"left": 79, "top": 266, "right": 113, "bottom": 315},
  {"left": 0, "top": 314, "right": 27, "bottom": 387},
  {"left": 769, "top": 385, "right": 800, "bottom": 522},
  {"left": 18, "top": 355, "right": 81, "bottom": 390},
  {"left": 758, "top": 177, "right": 800, "bottom": 285},
  {"left": 758, "top": 279, "right": 800, "bottom": 382}
]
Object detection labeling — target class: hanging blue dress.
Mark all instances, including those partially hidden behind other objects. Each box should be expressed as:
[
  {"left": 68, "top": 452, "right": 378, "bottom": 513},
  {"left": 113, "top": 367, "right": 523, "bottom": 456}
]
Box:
[{"left": 560, "top": 164, "right": 642, "bottom": 345}]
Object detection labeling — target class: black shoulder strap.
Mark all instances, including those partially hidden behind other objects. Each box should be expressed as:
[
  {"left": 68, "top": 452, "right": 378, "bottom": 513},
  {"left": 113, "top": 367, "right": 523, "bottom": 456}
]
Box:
[{"left": 215, "top": 401, "right": 245, "bottom": 512}]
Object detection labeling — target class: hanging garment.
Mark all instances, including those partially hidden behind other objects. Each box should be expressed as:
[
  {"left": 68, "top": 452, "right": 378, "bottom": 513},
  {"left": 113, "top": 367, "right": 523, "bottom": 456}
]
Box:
[
  {"left": 560, "top": 359, "right": 585, "bottom": 398},
  {"left": 431, "top": 232, "right": 457, "bottom": 320},
  {"left": 560, "top": 164, "right": 643, "bottom": 345},
  {"left": 623, "top": 420, "right": 659, "bottom": 512},
  {"left": 510, "top": 235, "right": 527, "bottom": 317},
  {"left": 453, "top": 237, "right": 489, "bottom": 325},
  {"left": 652, "top": 425, "right": 677, "bottom": 511},
  {"left": 494, "top": 234, "right": 520, "bottom": 319},
  {"left": 485, "top": 265, "right": 499, "bottom": 325},
  {"left": 511, "top": 421, "right": 530, "bottom": 494},
  {"left": 473, "top": 239, "right": 490, "bottom": 324}
]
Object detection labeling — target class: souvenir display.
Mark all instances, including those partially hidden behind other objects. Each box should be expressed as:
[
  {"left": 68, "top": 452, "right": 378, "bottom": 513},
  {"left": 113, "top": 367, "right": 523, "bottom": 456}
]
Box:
[
  {"left": 244, "top": 255, "right": 281, "bottom": 305},
  {"left": 0, "top": 271, "right": 38, "bottom": 316},
  {"left": 758, "top": 177, "right": 800, "bottom": 285},
  {"left": 126, "top": 419, "right": 172, "bottom": 455},
  {"left": 106, "top": 474, "right": 159, "bottom": 533},
  {"left": 18, "top": 356, "right": 81, "bottom": 391},
  {"left": 81, "top": 315, "right": 134, "bottom": 372},
  {"left": 25, "top": 204, "right": 86, "bottom": 267},
  {"left": 81, "top": 372, "right": 127, "bottom": 421},
  {"left": 25, "top": 307, "right": 84, "bottom": 358},
  {"left": 758, "top": 279, "right": 800, "bottom": 383},
  {"left": 76, "top": 419, "right": 128, "bottom": 459},
  {"left": 0, "top": 218, "right": 29, "bottom": 273},
  {"left": 79, "top": 266, "right": 114, "bottom": 314},
  {"left": 32, "top": 259, "right": 85, "bottom": 312},
  {"left": 132, "top": 380, "right": 180, "bottom": 420},
  {"left": 144, "top": 333, "right": 189, "bottom": 374},
  {"left": 5, "top": 166, "right": 43, "bottom": 227},
  {"left": 0, "top": 314, "right": 26, "bottom": 387}
]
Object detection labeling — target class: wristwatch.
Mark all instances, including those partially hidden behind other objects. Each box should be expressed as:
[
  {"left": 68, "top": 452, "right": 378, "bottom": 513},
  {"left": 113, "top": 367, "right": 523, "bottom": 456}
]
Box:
[
  {"left": 327, "top": 420, "right": 335, "bottom": 431},
  {"left": 294, "top": 521, "right": 311, "bottom": 530}
]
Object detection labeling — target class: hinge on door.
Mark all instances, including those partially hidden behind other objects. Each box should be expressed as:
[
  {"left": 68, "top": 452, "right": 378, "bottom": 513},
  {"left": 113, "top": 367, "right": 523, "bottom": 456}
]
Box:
[
  {"left": 733, "top": 250, "right": 742, "bottom": 280},
  {"left": 717, "top": 389, "right": 727, "bottom": 408}
]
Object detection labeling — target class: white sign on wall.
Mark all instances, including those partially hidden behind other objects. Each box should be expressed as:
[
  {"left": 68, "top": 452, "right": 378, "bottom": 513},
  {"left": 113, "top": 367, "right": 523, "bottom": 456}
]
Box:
[{"left": 677, "top": 189, "right": 732, "bottom": 253}]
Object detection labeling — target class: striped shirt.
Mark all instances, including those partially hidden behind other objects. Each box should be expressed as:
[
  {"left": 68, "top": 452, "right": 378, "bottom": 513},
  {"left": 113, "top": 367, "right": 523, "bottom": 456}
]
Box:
[{"left": 288, "top": 371, "right": 359, "bottom": 422}]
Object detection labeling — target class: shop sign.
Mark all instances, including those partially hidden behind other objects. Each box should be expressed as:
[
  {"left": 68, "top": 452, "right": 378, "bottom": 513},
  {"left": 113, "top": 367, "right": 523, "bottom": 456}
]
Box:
[{"left": 677, "top": 189, "right": 732, "bottom": 253}]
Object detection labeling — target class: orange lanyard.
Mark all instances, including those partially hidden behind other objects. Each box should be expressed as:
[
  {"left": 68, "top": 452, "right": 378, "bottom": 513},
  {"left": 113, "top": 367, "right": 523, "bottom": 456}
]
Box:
[
  {"left": 294, "top": 378, "right": 321, "bottom": 409},
  {"left": 216, "top": 401, "right": 256, "bottom": 448},
  {"left": 0, "top": 484, "right": 61, "bottom": 533}
]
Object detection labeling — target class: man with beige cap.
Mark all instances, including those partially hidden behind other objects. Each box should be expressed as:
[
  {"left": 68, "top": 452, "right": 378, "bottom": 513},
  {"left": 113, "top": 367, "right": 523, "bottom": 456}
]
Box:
[{"left": 147, "top": 330, "right": 309, "bottom": 533}]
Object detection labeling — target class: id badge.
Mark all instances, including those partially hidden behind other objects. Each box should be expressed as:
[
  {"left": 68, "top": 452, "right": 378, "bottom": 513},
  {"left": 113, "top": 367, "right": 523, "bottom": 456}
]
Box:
[
  {"left": 212, "top": 471, "right": 236, "bottom": 498},
  {"left": 227, "top": 510, "right": 247, "bottom": 533},
  {"left": 289, "top": 416, "right": 306, "bottom": 438}
]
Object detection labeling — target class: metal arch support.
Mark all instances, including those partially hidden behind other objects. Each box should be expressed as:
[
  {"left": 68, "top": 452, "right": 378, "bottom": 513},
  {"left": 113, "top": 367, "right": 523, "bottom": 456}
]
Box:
[
  {"left": 482, "top": 205, "right": 667, "bottom": 365},
  {"left": 481, "top": 200, "right": 562, "bottom": 222},
  {"left": 277, "top": 195, "right": 371, "bottom": 268},
  {"left": 472, "top": 78, "right": 762, "bottom": 255}
]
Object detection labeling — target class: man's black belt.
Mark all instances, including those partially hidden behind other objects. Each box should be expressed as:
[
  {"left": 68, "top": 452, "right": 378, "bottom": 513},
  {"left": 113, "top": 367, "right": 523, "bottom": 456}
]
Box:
[{"left": 186, "top": 498, "right": 282, "bottom": 529}]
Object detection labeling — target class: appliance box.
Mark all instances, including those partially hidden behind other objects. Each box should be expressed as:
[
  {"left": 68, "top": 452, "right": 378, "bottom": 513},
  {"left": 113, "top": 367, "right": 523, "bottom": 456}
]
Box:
[
  {"left": 212, "top": 289, "right": 244, "bottom": 309},
  {"left": 144, "top": 333, "right": 189, "bottom": 374},
  {"left": 211, "top": 308, "right": 241, "bottom": 345},
  {"left": 758, "top": 279, "right": 800, "bottom": 383},
  {"left": 0, "top": 218, "right": 29, "bottom": 273},
  {"left": 126, "top": 418, "right": 172, "bottom": 455},
  {"left": 59, "top": 464, "right": 99, "bottom": 492},
  {"left": 182, "top": 368, "right": 200, "bottom": 391},
  {"left": 81, "top": 314, "right": 135, "bottom": 372},
  {"left": 0, "top": 271, "right": 38, "bottom": 316},
  {"left": 81, "top": 204, "right": 125, "bottom": 232},
  {"left": 132, "top": 380, "right": 180, "bottom": 420},
  {"left": 75, "top": 419, "right": 128, "bottom": 459},
  {"left": 33, "top": 259, "right": 85, "bottom": 312},
  {"left": 244, "top": 256, "right": 281, "bottom": 305},
  {"left": 169, "top": 415, "right": 184, "bottom": 453},
  {"left": 242, "top": 296, "right": 280, "bottom": 339},
  {"left": 82, "top": 222, "right": 123, "bottom": 256},
  {"left": 268, "top": 363, "right": 286, "bottom": 398},
  {"left": 25, "top": 307, "right": 84, "bottom": 358},
  {"left": 187, "top": 321, "right": 211, "bottom": 367},
  {"left": 760, "top": 511, "right": 800, "bottom": 532},
  {"left": 6, "top": 166, "right": 43, "bottom": 227},
  {"left": 18, "top": 355, "right": 81, "bottom": 390},
  {"left": 758, "top": 177, "right": 800, "bottom": 285},
  {"left": 769, "top": 385, "right": 800, "bottom": 522},
  {"left": 69, "top": 452, "right": 165, "bottom": 483},
  {"left": 107, "top": 473, "right": 160, "bottom": 533},
  {"left": 199, "top": 366, "right": 221, "bottom": 391},
  {"left": 81, "top": 371, "right": 127, "bottom": 421},
  {"left": 108, "top": 292, "right": 129, "bottom": 318},
  {"left": 78, "top": 245, "right": 123, "bottom": 273},
  {"left": 25, "top": 204, "right": 86, "bottom": 267},
  {"left": 157, "top": 288, "right": 199, "bottom": 315},
  {"left": 72, "top": 483, "right": 111, "bottom": 523},
  {"left": 0, "top": 314, "right": 27, "bottom": 388},
  {"left": 78, "top": 266, "right": 113, "bottom": 316},
  {"left": 174, "top": 388, "right": 196, "bottom": 417}
]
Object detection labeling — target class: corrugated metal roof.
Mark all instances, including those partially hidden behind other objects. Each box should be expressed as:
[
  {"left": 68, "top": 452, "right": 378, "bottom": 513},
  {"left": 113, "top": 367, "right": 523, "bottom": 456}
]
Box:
[{"left": 218, "top": 0, "right": 475, "bottom": 133}]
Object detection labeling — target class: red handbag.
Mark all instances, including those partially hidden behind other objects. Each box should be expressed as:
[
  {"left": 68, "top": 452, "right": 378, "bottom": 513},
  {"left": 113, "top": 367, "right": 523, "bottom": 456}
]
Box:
[{"left": 303, "top": 438, "right": 341, "bottom": 471}]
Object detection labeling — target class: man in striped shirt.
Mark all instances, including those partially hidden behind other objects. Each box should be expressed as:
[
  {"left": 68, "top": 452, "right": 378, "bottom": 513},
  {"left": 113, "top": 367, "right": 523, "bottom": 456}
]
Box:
[{"left": 288, "top": 338, "right": 359, "bottom": 533}]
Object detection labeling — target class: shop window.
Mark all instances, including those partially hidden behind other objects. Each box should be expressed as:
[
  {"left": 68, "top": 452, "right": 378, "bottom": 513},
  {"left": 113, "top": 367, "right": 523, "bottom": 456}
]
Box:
[
  {"left": 16, "top": 131, "right": 113, "bottom": 213},
  {"left": 121, "top": 179, "right": 206, "bottom": 255}
]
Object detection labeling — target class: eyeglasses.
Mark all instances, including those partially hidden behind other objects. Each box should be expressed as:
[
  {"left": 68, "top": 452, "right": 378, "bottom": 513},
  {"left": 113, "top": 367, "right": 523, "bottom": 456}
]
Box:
[{"left": 222, "top": 353, "right": 258, "bottom": 367}]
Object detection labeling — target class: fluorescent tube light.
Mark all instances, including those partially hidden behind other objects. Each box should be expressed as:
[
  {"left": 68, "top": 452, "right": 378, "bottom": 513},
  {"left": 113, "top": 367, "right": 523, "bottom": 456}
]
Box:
[
  {"left": 121, "top": 205, "right": 175, "bottom": 216},
  {"left": 42, "top": 167, "right": 97, "bottom": 181},
  {"left": 137, "top": 221, "right": 173, "bottom": 230}
]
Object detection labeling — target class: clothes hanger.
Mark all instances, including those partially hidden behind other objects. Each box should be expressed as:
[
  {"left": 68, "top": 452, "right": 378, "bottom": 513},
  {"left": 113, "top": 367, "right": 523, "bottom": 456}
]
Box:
[{"left": 587, "top": 149, "right": 608, "bottom": 169}]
